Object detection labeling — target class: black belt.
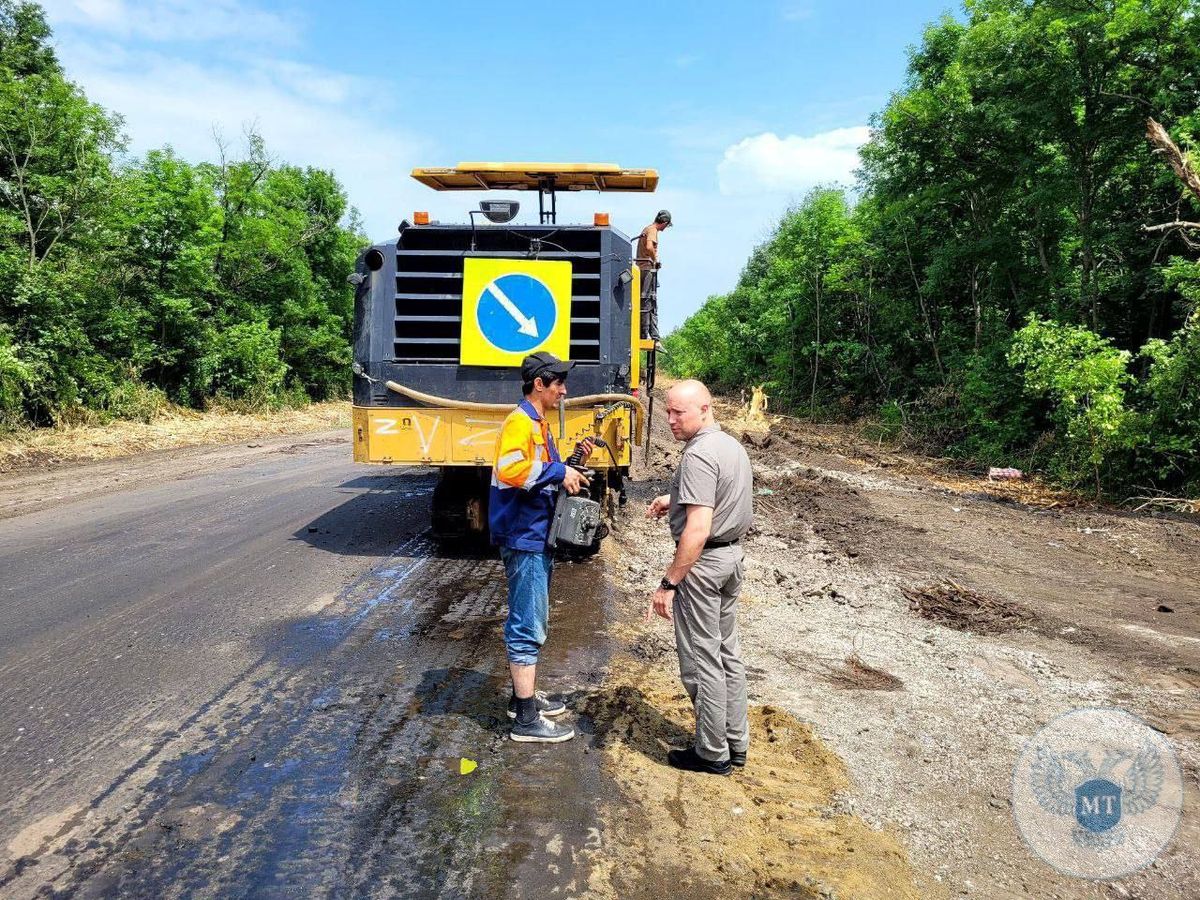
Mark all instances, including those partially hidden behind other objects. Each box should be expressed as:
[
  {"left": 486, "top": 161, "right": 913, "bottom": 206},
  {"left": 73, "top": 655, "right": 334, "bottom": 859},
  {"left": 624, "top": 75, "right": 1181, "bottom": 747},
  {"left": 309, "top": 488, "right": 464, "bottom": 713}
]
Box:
[{"left": 675, "top": 538, "right": 740, "bottom": 550}]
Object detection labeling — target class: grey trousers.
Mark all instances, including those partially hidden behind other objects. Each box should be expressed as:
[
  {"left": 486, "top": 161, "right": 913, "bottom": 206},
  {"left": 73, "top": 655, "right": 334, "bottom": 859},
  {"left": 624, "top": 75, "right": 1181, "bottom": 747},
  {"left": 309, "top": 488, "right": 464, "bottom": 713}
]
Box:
[{"left": 673, "top": 546, "right": 749, "bottom": 762}]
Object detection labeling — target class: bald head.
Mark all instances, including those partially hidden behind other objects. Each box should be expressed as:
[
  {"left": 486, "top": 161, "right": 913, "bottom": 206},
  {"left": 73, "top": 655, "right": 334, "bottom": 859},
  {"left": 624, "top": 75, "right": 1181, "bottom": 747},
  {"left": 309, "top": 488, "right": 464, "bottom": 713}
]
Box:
[
  {"left": 669, "top": 379, "right": 712, "bottom": 407},
  {"left": 666, "top": 379, "right": 715, "bottom": 442}
]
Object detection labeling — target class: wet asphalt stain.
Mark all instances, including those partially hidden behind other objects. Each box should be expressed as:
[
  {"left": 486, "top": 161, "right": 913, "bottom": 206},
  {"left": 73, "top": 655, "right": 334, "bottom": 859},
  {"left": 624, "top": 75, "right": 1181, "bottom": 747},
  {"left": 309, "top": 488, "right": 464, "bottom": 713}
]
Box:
[{"left": 6, "top": 515, "right": 622, "bottom": 898}]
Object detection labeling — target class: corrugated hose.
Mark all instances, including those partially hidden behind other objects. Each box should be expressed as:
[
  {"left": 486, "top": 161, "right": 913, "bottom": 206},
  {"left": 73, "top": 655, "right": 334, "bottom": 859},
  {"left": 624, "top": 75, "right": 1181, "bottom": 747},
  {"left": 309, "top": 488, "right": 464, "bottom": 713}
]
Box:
[{"left": 383, "top": 380, "right": 646, "bottom": 444}]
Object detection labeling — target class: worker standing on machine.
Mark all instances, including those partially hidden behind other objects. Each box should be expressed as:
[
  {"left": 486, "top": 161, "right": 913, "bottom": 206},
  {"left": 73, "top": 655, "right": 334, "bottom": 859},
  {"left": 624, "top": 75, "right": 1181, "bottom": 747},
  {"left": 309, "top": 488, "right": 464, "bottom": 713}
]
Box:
[
  {"left": 491, "top": 351, "right": 593, "bottom": 742},
  {"left": 636, "top": 209, "right": 671, "bottom": 352}
]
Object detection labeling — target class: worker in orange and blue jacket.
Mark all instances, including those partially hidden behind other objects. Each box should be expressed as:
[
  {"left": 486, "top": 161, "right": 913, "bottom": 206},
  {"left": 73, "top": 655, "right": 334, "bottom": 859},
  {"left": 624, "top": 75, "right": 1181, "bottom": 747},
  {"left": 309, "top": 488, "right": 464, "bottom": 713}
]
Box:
[{"left": 490, "top": 351, "right": 592, "bottom": 743}]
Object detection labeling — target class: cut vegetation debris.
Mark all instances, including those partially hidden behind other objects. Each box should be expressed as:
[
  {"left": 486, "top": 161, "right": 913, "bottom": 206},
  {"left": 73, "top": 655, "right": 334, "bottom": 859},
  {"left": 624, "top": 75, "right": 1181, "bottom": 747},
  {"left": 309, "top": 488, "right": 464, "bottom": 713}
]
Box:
[
  {"left": 826, "top": 653, "right": 905, "bottom": 692},
  {"left": 902, "top": 580, "right": 1037, "bottom": 634},
  {"left": 1129, "top": 496, "right": 1198, "bottom": 515},
  {"left": 0, "top": 402, "right": 350, "bottom": 474}
]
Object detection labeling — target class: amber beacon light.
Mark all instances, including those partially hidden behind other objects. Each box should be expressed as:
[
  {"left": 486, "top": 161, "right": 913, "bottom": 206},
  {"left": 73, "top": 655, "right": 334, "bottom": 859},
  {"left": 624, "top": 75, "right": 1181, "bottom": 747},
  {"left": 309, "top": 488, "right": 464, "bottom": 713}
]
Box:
[
  {"left": 594, "top": 212, "right": 610, "bottom": 226},
  {"left": 413, "top": 211, "right": 430, "bottom": 225}
]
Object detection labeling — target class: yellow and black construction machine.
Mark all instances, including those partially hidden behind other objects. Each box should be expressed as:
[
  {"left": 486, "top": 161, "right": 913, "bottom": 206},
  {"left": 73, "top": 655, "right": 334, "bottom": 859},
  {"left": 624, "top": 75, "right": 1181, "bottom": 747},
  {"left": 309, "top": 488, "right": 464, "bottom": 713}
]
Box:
[{"left": 350, "top": 162, "right": 657, "bottom": 544}]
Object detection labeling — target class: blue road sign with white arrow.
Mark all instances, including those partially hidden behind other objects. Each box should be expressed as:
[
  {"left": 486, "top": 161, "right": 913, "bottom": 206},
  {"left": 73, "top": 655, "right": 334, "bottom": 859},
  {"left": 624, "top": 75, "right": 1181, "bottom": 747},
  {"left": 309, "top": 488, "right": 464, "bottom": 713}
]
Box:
[{"left": 475, "top": 273, "right": 558, "bottom": 354}]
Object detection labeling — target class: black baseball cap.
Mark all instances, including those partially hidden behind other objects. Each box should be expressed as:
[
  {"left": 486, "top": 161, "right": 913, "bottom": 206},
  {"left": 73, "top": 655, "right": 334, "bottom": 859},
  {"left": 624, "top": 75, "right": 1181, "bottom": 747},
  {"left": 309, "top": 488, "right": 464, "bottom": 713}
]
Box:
[{"left": 521, "top": 351, "right": 575, "bottom": 383}]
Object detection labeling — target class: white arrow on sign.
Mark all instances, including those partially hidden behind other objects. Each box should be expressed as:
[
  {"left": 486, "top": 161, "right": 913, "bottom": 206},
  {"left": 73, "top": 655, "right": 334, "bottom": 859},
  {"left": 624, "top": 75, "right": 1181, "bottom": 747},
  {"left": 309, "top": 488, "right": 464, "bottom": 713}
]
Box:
[{"left": 485, "top": 281, "right": 539, "bottom": 338}]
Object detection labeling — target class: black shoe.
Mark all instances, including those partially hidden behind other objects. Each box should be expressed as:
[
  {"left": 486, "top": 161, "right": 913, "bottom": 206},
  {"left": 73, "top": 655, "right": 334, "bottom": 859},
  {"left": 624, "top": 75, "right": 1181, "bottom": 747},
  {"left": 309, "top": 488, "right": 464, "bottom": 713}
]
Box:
[
  {"left": 730, "top": 749, "right": 747, "bottom": 768},
  {"left": 510, "top": 715, "right": 576, "bottom": 743},
  {"left": 507, "top": 690, "right": 567, "bottom": 720},
  {"left": 667, "top": 746, "right": 731, "bottom": 776}
]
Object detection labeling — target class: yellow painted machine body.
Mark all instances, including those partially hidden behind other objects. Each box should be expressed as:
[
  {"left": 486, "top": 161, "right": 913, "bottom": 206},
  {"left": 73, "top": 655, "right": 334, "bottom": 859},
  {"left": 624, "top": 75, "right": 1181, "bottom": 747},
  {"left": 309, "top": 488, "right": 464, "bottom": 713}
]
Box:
[
  {"left": 352, "top": 161, "right": 649, "bottom": 473},
  {"left": 352, "top": 257, "right": 641, "bottom": 470},
  {"left": 352, "top": 404, "right": 637, "bottom": 469}
]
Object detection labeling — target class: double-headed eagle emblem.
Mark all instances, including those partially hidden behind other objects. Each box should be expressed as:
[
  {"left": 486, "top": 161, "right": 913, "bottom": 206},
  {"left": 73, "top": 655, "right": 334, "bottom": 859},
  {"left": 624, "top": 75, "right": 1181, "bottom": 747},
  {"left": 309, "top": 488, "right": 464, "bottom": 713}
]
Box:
[{"left": 1030, "top": 743, "right": 1165, "bottom": 847}]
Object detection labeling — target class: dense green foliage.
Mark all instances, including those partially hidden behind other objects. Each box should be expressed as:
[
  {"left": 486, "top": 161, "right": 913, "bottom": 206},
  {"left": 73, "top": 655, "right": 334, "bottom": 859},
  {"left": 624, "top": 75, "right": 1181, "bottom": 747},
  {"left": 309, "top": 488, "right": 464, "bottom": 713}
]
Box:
[
  {"left": 0, "top": 2, "right": 362, "bottom": 427},
  {"left": 667, "top": 0, "right": 1200, "bottom": 498}
]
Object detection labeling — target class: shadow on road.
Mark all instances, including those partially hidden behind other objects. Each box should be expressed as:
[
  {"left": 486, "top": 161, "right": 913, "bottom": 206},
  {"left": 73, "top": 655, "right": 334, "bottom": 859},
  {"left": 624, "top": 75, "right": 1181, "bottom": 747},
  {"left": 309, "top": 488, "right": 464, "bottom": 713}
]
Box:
[
  {"left": 581, "top": 684, "right": 693, "bottom": 768},
  {"left": 294, "top": 470, "right": 503, "bottom": 561},
  {"left": 3, "top": 453, "right": 630, "bottom": 898},
  {"left": 414, "top": 666, "right": 509, "bottom": 731},
  {"left": 292, "top": 470, "right": 439, "bottom": 556}
]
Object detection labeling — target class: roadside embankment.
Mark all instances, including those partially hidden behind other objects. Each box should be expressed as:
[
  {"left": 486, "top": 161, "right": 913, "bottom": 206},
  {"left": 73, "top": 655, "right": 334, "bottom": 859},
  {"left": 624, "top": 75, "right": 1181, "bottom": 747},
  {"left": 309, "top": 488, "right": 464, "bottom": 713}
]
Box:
[
  {"left": 587, "top": 386, "right": 1198, "bottom": 898},
  {"left": 0, "top": 401, "right": 350, "bottom": 474}
]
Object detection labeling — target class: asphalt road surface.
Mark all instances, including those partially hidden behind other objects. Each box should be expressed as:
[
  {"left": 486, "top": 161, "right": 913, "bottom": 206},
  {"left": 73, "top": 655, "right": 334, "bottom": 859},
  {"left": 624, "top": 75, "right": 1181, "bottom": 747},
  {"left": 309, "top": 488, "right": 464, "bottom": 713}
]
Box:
[{"left": 0, "top": 433, "right": 618, "bottom": 898}]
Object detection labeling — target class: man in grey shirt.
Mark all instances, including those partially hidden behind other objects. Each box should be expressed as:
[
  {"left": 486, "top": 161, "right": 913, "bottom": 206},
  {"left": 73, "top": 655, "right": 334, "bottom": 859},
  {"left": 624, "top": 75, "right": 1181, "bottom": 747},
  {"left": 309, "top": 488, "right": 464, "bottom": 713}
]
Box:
[{"left": 645, "top": 379, "right": 753, "bottom": 776}]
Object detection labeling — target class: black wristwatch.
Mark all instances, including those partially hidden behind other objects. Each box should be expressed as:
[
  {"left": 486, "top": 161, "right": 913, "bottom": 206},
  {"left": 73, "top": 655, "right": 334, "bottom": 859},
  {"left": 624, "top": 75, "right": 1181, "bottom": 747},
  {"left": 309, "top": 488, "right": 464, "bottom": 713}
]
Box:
[{"left": 659, "top": 577, "right": 678, "bottom": 592}]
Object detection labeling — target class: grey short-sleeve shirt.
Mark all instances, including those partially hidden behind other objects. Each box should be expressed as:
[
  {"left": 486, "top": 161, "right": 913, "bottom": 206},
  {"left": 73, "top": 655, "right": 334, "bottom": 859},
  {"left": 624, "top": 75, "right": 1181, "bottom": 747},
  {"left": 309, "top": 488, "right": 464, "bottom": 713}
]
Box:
[{"left": 668, "top": 425, "right": 754, "bottom": 542}]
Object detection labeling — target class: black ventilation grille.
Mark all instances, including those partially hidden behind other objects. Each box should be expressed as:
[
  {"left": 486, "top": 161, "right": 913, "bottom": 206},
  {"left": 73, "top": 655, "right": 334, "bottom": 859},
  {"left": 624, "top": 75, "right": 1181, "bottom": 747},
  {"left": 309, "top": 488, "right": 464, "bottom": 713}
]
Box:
[{"left": 393, "top": 226, "right": 604, "bottom": 363}]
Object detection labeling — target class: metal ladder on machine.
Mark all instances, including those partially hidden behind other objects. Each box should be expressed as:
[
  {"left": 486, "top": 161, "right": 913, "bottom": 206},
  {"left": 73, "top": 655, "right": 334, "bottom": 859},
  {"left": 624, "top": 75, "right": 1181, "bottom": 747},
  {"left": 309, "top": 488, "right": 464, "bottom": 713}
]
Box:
[{"left": 637, "top": 260, "right": 659, "bottom": 456}]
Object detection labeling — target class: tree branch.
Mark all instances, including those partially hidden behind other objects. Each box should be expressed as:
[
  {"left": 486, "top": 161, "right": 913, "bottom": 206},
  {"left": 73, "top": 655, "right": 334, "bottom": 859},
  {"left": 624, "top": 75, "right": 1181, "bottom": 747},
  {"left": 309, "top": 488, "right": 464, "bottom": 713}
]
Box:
[
  {"left": 1147, "top": 117, "right": 1200, "bottom": 201},
  {"left": 1141, "top": 220, "right": 1200, "bottom": 233},
  {"left": 0, "top": 128, "right": 39, "bottom": 266},
  {"left": 901, "top": 228, "right": 946, "bottom": 383}
]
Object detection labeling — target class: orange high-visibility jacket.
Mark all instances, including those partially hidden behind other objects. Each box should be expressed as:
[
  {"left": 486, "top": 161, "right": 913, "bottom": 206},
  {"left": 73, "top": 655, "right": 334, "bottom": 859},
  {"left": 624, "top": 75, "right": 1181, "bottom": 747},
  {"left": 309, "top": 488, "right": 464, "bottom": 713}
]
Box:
[{"left": 489, "top": 400, "right": 566, "bottom": 551}]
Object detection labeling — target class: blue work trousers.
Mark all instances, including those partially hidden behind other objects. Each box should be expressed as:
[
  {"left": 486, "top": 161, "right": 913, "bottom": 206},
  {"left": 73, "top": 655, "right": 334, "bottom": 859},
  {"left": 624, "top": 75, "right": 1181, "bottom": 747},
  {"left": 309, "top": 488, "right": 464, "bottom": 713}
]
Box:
[{"left": 499, "top": 547, "right": 554, "bottom": 666}]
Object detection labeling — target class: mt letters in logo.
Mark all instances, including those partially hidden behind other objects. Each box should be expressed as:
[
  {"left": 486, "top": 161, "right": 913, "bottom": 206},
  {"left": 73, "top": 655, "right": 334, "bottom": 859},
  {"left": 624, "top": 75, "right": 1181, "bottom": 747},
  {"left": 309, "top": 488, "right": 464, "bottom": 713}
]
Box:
[{"left": 1012, "top": 708, "right": 1183, "bottom": 880}]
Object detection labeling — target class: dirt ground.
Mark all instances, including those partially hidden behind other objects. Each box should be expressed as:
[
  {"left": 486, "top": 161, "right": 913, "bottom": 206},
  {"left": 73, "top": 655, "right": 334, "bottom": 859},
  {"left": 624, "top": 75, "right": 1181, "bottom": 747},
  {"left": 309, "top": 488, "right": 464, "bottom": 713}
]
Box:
[
  {"left": 584, "top": 388, "right": 1199, "bottom": 898},
  {"left": 3, "top": 388, "right": 1196, "bottom": 898}
]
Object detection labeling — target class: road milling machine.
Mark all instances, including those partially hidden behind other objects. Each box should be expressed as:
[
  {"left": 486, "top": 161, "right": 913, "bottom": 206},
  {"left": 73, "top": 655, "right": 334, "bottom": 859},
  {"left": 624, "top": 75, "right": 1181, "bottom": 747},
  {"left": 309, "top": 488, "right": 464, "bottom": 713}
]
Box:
[{"left": 350, "top": 162, "right": 658, "bottom": 546}]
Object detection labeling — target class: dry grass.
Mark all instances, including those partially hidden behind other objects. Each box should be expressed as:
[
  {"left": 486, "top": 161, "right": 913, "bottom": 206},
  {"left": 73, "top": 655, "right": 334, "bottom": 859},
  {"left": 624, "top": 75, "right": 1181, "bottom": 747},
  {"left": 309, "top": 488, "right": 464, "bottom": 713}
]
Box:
[{"left": 0, "top": 401, "right": 350, "bottom": 474}]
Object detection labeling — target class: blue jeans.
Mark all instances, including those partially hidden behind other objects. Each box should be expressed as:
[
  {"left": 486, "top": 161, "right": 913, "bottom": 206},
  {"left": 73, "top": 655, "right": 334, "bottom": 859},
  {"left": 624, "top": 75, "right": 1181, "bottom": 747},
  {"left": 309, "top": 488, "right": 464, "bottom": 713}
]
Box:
[{"left": 500, "top": 547, "right": 553, "bottom": 666}]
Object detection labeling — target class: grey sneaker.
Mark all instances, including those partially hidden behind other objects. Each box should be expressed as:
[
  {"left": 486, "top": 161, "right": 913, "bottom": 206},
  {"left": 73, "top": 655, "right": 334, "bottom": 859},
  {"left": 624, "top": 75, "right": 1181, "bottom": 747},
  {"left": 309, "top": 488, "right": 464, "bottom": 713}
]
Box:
[
  {"left": 730, "top": 749, "right": 747, "bottom": 768},
  {"left": 510, "top": 714, "right": 576, "bottom": 743},
  {"left": 507, "top": 690, "right": 567, "bottom": 719}
]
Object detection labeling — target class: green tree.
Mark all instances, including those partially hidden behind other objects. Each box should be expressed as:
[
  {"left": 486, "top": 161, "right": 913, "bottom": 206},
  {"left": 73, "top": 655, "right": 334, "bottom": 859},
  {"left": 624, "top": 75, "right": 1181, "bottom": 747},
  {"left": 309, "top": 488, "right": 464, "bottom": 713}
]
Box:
[
  {"left": 669, "top": 0, "right": 1200, "bottom": 499},
  {"left": 0, "top": 5, "right": 364, "bottom": 424},
  {"left": 1009, "top": 317, "right": 1134, "bottom": 497},
  {"left": 0, "top": 1, "right": 124, "bottom": 422},
  {"left": 0, "top": 0, "right": 55, "bottom": 77}
]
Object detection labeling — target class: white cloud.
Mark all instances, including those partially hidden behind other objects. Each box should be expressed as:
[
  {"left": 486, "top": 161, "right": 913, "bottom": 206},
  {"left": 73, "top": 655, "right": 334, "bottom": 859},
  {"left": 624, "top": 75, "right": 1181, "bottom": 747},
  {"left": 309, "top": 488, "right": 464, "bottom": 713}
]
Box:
[
  {"left": 46, "top": 36, "right": 427, "bottom": 239},
  {"left": 41, "top": 0, "right": 300, "bottom": 45},
  {"left": 716, "top": 126, "right": 869, "bottom": 196},
  {"left": 39, "top": 1, "right": 430, "bottom": 238},
  {"left": 250, "top": 59, "right": 364, "bottom": 106},
  {"left": 540, "top": 186, "right": 791, "bottom": 334},
  {"left": 780, "top": 3, "right": 815, "bottom": 22},
  {"left": 40, "top": 1, "right": 813, "bottom": 335}
]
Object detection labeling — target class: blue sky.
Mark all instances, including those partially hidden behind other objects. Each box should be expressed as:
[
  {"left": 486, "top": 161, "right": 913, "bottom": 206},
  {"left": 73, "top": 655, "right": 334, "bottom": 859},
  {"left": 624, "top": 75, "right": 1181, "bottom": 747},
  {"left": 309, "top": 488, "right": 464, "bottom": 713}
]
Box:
[{"left": 40, "top": 0, "right": 956, "bottom": 332}]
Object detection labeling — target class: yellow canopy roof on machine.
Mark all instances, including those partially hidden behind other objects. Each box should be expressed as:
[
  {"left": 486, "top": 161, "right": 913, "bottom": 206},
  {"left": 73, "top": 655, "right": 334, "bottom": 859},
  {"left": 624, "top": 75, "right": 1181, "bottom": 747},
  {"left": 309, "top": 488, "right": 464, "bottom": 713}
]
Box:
[{"left": 411, "top": 162, "right": 659, "bottom": 192}]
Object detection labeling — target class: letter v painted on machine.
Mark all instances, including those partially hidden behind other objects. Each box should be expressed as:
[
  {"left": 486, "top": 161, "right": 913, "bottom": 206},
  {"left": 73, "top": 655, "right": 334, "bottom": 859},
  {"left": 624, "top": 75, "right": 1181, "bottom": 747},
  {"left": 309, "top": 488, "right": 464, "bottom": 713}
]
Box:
[{"left": 460, "top": 259, "right": 573, "bottom": 366}]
